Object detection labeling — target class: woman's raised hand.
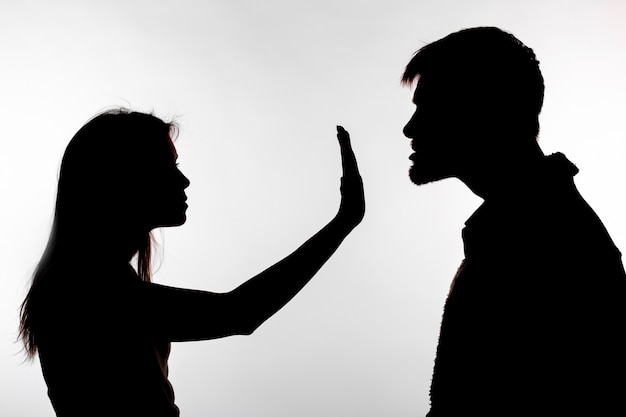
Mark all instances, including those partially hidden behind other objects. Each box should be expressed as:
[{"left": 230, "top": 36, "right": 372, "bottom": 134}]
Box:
[{"left": 336, "top": 126, "right": 365, "bottom": 229}]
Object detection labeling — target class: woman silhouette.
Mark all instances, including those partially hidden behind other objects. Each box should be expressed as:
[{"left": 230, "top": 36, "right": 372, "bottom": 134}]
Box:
[{"left": 18, "top": 109, "right": 364, "bottom": 416}]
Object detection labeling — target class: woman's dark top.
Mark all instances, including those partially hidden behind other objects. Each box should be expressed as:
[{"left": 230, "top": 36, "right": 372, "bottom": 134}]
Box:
[{"left": 36, "top": 264, "right": 233, "bottom": 417}]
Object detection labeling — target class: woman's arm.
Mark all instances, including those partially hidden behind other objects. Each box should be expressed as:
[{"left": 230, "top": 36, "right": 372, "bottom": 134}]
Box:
[{"left": 224, "top": 126, "right": 365, "bottom": 335}]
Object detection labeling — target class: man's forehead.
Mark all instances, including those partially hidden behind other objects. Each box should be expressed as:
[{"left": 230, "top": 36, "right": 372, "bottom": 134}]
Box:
[
  {"left": 412, "top": 76, "right": 429, "bottom": 103},
  {"left": 412, "top": 74, "right": 452, "bottom": 104}
]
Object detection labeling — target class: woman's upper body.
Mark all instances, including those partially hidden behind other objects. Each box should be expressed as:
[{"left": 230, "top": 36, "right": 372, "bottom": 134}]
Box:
[
  {"left": 37, "top": 265, "right": 177, "bottom": 416},
  {"left": 37, "top": 262, "right": 242, "bottom": 417}
]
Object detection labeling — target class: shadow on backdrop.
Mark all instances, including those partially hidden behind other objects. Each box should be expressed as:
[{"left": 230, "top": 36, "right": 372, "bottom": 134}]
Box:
[
  {"left": 18, "top": 110, "right": 365, "bottom": 416},
  {"left": 402, "top": 27, "right": 626, "bottom": 416}
]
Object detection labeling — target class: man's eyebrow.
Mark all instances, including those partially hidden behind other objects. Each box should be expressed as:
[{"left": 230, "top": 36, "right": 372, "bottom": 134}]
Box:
[
  {"left": 412, "top": 91, "right": 420, "bottom": 106},
  {"left": 412, "top": 81, "right": 422, "bottom": 106}
]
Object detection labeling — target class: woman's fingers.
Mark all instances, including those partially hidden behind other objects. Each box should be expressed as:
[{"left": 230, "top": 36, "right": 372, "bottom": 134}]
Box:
[
  {"left": 336, "top": 125, "right": 360, "bottom": 179},
  {"left": 336, "top": 125, "right": 365, "bottom": 227}
]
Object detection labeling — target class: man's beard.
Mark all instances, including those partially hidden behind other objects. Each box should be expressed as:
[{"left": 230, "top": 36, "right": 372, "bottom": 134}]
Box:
[{"left": 408, "top": 158, "right": 451, "bottom": 185}]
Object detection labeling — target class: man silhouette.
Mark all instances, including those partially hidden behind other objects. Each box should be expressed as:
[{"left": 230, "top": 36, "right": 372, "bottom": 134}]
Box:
[{"left": 402, "top": 27, "right": 626, "bottom": 416}]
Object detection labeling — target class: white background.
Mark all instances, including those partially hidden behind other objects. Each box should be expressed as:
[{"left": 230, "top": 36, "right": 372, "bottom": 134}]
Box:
[{"left": 2, "top": 1, "right": 625, "bottom": 415}]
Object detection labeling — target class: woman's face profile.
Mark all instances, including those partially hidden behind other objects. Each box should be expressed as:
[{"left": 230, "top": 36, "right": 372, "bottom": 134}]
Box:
[{"left": 137, "top": 134, "right": 190, "bottom": 231}]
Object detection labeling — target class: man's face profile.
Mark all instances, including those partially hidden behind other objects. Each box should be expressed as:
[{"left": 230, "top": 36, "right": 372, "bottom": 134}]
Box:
[{"left": 403, "top": 76, "right": 471, "bottom": 186}]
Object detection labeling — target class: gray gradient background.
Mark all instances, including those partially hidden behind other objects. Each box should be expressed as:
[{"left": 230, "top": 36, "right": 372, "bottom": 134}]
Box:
[{"left": 2, "top": 1, "right": 626, "bottom": 415}]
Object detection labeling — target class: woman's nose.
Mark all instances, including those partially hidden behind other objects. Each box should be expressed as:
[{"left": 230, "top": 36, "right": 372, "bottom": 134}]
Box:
[{"left": 179, "top": 172, "right": 190, "bottom": 189}]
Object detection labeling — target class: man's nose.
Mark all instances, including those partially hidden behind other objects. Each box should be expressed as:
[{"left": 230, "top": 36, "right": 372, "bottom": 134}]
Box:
[
  {"left": 403, "top": 124, "right": 412, "bottom": 139},
  {"left": 403, "top": 109, "right": 421, "bottom": 139},
  {"left": 403, "top": 118, "right": 416, "bottom": 139}
]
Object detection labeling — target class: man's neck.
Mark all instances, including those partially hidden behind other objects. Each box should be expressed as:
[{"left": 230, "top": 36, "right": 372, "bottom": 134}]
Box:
[{"left": 461, "top": 143, "right": 546, "bottom": 201}]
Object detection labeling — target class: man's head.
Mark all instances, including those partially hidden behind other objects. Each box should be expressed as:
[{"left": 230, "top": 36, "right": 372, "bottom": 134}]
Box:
[{"left": 402, "top": 27, "right": 544, "bottom": 186}]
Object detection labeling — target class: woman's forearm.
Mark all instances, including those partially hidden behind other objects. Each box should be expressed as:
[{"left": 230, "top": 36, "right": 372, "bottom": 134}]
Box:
[{"left": 228, "top": 214, "right": 358, "bottom": 334}]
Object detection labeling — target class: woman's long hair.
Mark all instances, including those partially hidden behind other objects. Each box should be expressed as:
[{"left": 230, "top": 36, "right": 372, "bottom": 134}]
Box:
[{"left": 18, "top": 109, "right": 178, "bottom": 359}]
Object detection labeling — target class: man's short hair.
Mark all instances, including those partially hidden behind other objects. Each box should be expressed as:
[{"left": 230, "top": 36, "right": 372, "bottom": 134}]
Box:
[{"left": 402, "top": 27, "right": 544, "bottom": 138}]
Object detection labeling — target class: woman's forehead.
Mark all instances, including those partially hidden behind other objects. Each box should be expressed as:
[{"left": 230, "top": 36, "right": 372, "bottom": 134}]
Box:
[{"left": 166, "top": 135, "right": 178, "bottom": 160}]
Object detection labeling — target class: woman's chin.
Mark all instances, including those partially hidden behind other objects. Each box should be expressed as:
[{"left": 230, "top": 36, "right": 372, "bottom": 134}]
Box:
[{"left": 153, "top": 214, "right": 187, "bottom": 229}]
